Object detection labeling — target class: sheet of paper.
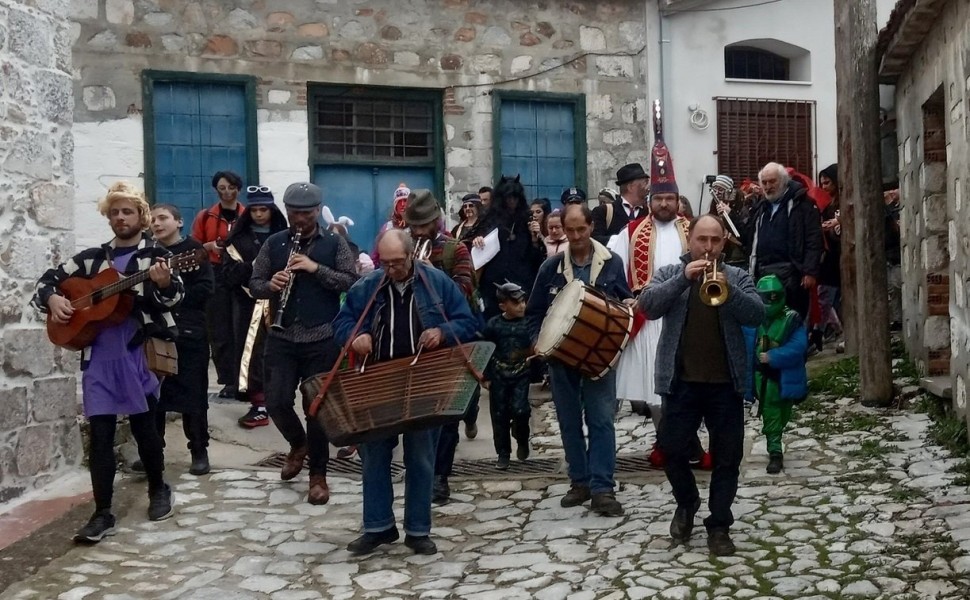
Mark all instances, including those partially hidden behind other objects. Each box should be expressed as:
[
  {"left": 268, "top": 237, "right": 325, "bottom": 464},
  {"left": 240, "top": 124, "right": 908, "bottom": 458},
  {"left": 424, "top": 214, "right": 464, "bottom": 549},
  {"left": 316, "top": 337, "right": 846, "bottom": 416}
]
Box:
[{"left": 471, "top": 228, "right": 500, "bottom": 270}]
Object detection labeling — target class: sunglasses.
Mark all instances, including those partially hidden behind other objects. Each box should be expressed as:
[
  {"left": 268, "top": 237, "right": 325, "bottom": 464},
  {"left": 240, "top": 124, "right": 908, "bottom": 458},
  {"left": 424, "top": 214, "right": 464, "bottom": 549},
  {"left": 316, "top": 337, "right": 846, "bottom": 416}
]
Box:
[
  {"left": 758, "top": 291, "right": 784, "bottom": 304},
  {"left": 462, "top": 203, "right": 478, "bottom": 209},
  {"left": 247, "top": 185, "right": 271, "bottom": 193}
]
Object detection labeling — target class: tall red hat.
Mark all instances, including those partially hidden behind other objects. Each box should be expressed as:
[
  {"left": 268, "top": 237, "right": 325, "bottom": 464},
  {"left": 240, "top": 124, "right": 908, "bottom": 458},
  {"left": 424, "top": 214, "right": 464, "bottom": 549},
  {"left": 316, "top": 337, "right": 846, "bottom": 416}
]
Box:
[{"left": 650, "top": 100, "right": 679, "bottom": 196}]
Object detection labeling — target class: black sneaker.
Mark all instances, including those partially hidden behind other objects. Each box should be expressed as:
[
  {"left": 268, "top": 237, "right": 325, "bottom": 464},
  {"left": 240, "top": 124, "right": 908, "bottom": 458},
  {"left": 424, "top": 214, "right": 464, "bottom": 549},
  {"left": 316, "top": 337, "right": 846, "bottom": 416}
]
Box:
[
  {"left": 560, "top": 484, "right": 591, "bottom": 508},
  {"left": 670, "top": 498, "right": 702, "bottom": 543},
  {"left": 189, "top": 450, "right": 210, "bottom": 476},
  {"left": 73, "top": 511, "right": 116, "bottom": 544},
  {"left": 516, "top": 441, "right": 530, "bottom": 461},
  {"left": 496, "top": 455, "right": 510, "bottom": 470},
  {"left": 148, "top": 484, "right": 174, "bottom": 521},
  {"left": 591, "top": 492, "right": 624, "bottom": 517},
  {"left": 707, "top": 528, "right": 736, "bottom": 556},
  {"left": 766, "top": 452, "right": 784, "bottom": 474},
  {"left": 218, "top": 385, "right": 238, "bottom": 399},
  {"left": 404, "top": 534, "right": 437, "bottom": 555},
  {"left": 432, "top": 476, "right": 450, "bottom": 505},
  {"left": 347, "top": 527, "right": 399, "bottom": 555},
  {"left": 130, "top": 459, "right": 146, "bottom": 473}
]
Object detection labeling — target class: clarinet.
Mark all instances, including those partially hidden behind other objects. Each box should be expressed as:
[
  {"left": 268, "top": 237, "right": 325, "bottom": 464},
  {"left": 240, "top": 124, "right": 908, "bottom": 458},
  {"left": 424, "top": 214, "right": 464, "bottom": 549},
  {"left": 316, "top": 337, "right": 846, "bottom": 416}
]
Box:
[{"left": 270, "top": 227, "right": 302, "bottom": 331}]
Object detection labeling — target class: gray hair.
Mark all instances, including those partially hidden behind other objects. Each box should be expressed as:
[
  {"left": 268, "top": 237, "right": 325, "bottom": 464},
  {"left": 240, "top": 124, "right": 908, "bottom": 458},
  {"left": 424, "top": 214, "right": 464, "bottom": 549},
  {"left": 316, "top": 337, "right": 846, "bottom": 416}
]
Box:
[
  {"left": 759, "top": 162, "right": 790, "bottom": 186},
  {"left": 378, "top": 227, "right": 414, "bottom": 255}
]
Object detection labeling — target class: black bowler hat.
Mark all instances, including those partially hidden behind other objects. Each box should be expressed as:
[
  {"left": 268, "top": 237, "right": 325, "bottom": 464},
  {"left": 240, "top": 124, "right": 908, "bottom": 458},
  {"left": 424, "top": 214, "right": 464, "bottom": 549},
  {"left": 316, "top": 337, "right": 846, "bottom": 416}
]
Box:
[{"left": 615, "top": 163, "right": 650, "bottom": 186}]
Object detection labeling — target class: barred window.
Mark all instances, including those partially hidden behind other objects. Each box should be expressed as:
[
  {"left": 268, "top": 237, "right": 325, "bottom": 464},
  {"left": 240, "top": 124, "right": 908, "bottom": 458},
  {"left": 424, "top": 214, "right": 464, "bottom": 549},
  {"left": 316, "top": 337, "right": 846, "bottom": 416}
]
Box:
[
  {"left": 313, "top": 99, "right": 433, "bottom": 160},
  {"left": 715, "top": 98, "right": 815, "bottom": 183}
]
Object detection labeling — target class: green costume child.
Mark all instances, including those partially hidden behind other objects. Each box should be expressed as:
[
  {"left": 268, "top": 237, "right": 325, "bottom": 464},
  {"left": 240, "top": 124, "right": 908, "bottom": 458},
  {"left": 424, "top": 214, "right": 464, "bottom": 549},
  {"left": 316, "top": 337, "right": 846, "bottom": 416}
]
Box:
[{"left": 751, "top": 275, "right": 809, "bottom": 474}]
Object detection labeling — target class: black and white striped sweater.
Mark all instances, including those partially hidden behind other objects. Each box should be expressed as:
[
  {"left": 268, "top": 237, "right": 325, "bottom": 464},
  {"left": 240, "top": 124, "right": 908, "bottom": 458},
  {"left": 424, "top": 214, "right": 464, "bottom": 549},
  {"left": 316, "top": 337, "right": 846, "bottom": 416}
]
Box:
[{"left": 33, "top": 234, "right": 185, "bottom": 368}]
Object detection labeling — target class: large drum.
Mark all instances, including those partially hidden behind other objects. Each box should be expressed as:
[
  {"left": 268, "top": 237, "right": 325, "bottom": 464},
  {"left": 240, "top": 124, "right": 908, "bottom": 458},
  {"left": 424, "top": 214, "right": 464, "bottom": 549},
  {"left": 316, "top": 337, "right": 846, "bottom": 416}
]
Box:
[{"left": 535, "top": 280, "right": 633, "bottom": 380}]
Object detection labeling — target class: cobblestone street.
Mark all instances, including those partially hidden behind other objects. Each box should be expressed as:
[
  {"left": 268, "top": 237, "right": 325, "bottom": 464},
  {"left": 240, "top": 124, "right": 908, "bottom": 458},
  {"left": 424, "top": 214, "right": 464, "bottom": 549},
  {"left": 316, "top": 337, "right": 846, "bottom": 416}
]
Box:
[{"left": 4, "top": 364, "right": 970, "bottom": 600}]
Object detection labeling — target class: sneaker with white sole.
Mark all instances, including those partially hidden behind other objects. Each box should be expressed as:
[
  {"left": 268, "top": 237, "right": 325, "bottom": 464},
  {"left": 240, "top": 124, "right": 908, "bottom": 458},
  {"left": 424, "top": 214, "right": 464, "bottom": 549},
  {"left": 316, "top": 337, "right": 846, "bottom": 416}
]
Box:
[
  {"left": 148, "top": 484, "right": 174, "bottom": 521},
  {"left": 74, "top": 510, "right": 116, "bottom": 544}
]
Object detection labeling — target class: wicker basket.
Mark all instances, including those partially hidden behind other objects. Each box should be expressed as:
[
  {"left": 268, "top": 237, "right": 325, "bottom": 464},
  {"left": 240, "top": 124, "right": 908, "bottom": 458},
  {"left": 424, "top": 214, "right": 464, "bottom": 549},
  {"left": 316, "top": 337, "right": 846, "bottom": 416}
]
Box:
[{"left": 300, "top": 341, "right": 495, "bottom": 447}]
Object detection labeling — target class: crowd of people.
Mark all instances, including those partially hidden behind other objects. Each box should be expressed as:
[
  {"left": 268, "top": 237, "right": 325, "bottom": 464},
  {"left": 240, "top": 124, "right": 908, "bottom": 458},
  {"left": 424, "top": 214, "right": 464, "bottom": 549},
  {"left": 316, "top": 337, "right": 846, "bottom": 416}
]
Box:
[{"left": 33, "top": 130, "right": 903, "bottom": 557}]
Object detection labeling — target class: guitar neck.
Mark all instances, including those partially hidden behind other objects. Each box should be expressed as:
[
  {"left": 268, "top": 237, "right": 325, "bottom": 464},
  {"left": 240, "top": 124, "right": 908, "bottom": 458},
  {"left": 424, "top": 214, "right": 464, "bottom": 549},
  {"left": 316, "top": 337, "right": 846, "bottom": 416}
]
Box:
[{"left": 90, "top": 269, "right": 152, "bottom": 304}]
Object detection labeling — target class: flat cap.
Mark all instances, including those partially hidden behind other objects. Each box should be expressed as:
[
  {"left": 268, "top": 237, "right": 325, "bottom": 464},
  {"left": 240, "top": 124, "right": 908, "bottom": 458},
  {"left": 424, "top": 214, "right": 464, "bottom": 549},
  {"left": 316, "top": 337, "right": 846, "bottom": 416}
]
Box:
[{"left": 282, "top": 182, "right": 322, "bottom": 209}]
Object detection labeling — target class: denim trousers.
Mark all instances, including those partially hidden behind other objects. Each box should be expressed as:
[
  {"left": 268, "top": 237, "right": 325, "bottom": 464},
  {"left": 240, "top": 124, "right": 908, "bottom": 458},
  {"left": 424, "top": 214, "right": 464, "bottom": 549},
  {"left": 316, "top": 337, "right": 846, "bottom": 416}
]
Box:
[
  {"left": 359, "top": 427, "right": 439, "bottom": 536},
  {"left": 659, "top": 380, "right": 744, "bottom": 531},
  {"left": 547, "top": 362, "right": 617, "bottom": 494},
  {"left": 263, "top": 336, "right": 339, "bottom": 476}
]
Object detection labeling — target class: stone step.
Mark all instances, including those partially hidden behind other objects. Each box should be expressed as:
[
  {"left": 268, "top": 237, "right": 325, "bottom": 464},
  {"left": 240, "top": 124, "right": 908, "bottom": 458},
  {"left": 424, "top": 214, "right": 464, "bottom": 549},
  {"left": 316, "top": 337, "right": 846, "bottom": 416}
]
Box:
[{"left": 920, "top": 375, "right": 953, "bottom": 399}]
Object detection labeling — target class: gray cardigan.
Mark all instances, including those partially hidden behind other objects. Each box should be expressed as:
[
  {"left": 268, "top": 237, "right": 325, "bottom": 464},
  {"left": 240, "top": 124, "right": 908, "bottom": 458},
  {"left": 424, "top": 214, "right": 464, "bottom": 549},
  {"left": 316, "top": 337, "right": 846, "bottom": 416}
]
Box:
[{"left": 638, "top": 254, "right": 765, "bottom": 396}]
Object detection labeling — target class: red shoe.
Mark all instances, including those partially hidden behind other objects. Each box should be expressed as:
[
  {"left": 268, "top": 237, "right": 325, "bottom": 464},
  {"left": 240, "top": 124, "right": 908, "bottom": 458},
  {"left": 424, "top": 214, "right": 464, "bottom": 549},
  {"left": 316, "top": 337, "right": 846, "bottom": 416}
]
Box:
[
  {"left": 697, "top": 451, "right": 713, "bottom": 471},
  {"left": 648, "top": 444, "right": 665, "bottom": 469}
]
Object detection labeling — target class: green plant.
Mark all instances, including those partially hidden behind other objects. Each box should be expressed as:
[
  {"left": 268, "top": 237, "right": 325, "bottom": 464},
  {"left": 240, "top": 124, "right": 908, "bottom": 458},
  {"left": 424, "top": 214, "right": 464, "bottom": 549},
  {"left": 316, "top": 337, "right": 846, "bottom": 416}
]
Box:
[
  {"left": 947, "top": 459, "right": 970, "bottom": 487},
  {"left": 808, "top": 356, "right": 860, "bottom": 398},
  {"left": 847, "top": 439, "right": 897, "bottom": 459}
]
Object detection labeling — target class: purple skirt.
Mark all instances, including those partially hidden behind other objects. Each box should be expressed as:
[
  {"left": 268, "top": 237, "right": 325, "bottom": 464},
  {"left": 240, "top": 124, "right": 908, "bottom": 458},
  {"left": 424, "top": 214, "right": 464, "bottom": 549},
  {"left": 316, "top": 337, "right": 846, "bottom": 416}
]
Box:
[{"left": 81, "top": 318, "right": 160, "bottom": 417}]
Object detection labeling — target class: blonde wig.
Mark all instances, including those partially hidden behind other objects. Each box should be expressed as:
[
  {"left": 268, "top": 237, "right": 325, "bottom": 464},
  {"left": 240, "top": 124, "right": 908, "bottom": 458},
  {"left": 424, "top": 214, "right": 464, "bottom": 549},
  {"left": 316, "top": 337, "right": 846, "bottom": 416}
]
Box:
[{"left": 97, "top": 181, "right": 151, "bottom": 230}]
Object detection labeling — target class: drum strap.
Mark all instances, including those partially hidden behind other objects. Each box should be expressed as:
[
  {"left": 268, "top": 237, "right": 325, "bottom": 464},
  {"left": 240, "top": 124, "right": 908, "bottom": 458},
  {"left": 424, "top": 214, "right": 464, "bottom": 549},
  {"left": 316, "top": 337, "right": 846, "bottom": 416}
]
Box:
[{"left": 413, "top": 266, "right": 485, "bottom": 384}]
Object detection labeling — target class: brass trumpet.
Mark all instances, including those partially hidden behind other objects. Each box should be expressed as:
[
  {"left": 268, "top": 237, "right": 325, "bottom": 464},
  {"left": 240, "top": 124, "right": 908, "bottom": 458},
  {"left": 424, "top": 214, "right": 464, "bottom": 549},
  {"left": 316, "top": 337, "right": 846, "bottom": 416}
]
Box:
[{"left": 699, "top": 253, "right": 730, "bottom": 306}]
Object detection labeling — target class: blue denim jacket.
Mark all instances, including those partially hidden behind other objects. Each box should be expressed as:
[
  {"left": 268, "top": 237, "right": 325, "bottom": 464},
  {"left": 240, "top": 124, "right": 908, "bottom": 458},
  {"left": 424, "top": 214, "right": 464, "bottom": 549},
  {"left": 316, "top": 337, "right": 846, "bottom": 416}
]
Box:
[{"left": 333, "top": 262, "right": 480, "bottom": 348}]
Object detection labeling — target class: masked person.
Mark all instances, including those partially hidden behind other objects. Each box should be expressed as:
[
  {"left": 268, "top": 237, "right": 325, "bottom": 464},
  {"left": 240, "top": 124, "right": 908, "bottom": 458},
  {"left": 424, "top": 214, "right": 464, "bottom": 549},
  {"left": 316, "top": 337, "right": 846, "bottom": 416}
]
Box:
[{"left": 749, "top": 275, "right": 808, "bottom": 474}]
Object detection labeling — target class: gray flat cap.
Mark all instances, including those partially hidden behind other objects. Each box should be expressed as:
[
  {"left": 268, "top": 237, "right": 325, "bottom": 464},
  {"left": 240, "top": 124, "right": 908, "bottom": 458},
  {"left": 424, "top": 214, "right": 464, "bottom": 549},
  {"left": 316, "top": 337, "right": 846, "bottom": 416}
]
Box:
[{"left": 282, "top": 182, "right": 322, "bottom": 209}]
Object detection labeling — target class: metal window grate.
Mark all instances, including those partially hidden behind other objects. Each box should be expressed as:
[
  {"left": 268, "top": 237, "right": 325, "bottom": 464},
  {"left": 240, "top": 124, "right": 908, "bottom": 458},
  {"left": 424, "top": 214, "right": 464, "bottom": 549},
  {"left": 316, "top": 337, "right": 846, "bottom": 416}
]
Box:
[
  {"left": 715, "top": 97, "right": 815, "bottom": 183},
  {"left": 253, "top": 453, "right": 663, "bottom": 481},
  {"left": 313, "top": 98, "right": 433, "bottom": 160}
]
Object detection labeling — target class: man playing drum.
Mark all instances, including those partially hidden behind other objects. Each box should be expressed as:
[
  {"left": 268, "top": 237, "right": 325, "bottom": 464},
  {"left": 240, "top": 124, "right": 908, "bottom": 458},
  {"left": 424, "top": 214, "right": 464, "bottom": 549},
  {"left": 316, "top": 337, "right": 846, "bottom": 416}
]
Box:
[{"left": 526, "top": 204, "right": 633, "bottom": 517}]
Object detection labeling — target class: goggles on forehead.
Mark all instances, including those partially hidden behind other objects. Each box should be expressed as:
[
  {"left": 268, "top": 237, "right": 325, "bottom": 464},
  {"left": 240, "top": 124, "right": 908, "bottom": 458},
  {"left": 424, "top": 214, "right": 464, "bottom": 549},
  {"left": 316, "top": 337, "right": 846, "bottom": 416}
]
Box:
[{"left": 247, "top": 185, "right": 271, "bottom": 193}]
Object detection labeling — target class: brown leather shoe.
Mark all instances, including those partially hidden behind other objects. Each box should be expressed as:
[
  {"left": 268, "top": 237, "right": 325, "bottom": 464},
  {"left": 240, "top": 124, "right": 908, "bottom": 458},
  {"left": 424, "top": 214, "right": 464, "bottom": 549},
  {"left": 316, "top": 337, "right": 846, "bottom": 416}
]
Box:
[
  {"left": 308, "top": 474, "right": 330, "bottom": 505},
  {"left": 280, "top": 445, "right": 308, "bottom": 481}
]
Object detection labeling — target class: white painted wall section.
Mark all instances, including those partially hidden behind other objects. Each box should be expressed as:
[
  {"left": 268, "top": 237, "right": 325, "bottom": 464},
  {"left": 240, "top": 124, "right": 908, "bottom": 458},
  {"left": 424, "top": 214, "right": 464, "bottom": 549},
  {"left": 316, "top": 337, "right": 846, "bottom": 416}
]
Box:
[{"left": 73, "top": 117, "right": 145, "bottom": 249}]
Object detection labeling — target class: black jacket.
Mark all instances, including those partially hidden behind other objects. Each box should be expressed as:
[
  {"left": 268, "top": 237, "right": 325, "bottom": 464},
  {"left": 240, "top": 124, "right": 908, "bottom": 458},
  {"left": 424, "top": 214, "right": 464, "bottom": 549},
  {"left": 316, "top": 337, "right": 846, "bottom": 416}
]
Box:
[
  {"left": 591, "top": 197, "right": 643, "bottom": 245},
  {"left": 746, "top": 181, "right": 823, "bottom": 278}
]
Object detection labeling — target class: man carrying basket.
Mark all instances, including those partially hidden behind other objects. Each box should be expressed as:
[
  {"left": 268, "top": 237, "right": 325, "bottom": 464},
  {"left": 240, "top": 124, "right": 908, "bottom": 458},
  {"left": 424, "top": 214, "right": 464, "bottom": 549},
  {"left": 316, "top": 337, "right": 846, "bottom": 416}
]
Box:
[
  {"left": 526, "top": 204, "right": 633, "bottom": 517},
  {"left": 333, "top": 227, "right": 480, "bottom": 556}
]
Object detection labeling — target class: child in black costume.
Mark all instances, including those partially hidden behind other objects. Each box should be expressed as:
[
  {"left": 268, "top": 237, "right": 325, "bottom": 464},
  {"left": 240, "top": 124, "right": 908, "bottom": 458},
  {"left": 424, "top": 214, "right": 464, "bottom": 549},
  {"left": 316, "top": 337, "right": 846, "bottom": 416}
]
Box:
[{"left": 483, "top": 282, "right": 533, "bottom": 469}]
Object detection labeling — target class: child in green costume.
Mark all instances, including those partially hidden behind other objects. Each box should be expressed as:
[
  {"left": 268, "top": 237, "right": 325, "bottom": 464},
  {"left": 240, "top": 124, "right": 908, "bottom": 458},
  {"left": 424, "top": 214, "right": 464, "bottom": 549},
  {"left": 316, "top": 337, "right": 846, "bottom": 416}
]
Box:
[{"left": 748, "top": 275, "right": 809, "bottom": 474}]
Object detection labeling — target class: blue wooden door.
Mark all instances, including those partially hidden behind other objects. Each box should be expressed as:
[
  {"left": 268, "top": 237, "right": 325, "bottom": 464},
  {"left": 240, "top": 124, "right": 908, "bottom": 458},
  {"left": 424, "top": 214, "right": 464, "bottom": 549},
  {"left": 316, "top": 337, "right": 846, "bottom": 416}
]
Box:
[
  {"left": 499, "top": 100, "right": 576, "bottom": 200},
  {"left": 313, "top": 166, "right": 435, "bottom": 254},
  {"left": 152, "top": 81, "right": 249, "bottom": 228}
]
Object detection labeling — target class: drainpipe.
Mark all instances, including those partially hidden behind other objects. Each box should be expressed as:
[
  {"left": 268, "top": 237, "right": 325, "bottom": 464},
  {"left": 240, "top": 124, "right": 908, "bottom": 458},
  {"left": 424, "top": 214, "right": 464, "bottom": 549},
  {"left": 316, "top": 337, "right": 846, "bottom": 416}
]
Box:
[{"left": 658, "top": 1, "right": 671, "bottom": 146}]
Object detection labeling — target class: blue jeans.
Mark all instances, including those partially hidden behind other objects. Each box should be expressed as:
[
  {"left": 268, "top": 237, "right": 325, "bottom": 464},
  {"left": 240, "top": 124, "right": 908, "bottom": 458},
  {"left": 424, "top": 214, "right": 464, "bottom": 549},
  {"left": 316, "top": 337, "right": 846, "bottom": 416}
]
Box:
[
  {"left": 547, "top": 362, "right": 617, "bottom": 493},
  {"left": 359, "top": 427, "right": 439, "bottom": 536}
]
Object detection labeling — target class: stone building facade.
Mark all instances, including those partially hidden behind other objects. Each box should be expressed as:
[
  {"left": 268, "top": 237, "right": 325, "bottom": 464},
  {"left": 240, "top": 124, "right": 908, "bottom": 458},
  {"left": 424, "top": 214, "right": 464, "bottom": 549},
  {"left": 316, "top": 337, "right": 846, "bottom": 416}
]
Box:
[
  {"left": 70, "top": 0, "right": 649, "bottom": 249},
  {"left": 0, "top": 0, "right": 82, "bottom": 502},
  {"left": 879, "top": 0, "right": 970, "bottom": 421}
]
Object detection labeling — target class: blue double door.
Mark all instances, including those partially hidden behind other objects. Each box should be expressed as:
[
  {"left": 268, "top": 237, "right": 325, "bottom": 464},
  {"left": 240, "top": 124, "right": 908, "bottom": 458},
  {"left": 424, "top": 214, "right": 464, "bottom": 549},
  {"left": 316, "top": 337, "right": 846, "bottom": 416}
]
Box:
[
  {"left": 497, "top": 98, "right": 581, "bottom": 201},
  {"left": 149, "top": 78, "right": 252, "bottom": 229},
  {"left": 313, "top": 165, "right": 435, "bottom": 255}
]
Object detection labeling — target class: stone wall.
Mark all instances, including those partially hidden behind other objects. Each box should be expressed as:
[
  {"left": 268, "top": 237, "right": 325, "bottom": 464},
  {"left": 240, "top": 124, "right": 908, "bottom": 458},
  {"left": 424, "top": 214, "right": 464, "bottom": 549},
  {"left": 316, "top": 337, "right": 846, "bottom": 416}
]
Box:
[
  {"left": 892, "top": 0, "right": 970, "bottom": 420},
  {"left": 70, "top": 0, "right": 648, "bottom": 246},
  {"left": 0, "top": 0, "right": 82, "bottom": 502}
]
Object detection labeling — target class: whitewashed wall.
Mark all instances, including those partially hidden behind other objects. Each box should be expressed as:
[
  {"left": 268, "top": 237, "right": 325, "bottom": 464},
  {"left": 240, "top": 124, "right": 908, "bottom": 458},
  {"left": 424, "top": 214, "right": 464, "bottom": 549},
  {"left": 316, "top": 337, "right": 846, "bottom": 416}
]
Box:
[{"left": 644, "top": 0, "right": 839, "bottom": 213}]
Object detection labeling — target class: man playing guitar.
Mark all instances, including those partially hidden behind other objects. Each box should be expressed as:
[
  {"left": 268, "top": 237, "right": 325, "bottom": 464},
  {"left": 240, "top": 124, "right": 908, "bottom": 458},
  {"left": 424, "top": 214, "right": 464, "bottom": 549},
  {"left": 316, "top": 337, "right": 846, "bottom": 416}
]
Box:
[{"left": 33, "top": 182, "right": 184, "bottom": 544}]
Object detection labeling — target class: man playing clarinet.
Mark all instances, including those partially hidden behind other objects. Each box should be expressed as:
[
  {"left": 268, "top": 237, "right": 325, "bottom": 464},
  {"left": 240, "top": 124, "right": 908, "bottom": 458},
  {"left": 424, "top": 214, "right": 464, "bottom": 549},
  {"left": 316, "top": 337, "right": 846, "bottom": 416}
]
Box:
[{"left": 249, "top": 182, "right": 358, "bottom": 505}]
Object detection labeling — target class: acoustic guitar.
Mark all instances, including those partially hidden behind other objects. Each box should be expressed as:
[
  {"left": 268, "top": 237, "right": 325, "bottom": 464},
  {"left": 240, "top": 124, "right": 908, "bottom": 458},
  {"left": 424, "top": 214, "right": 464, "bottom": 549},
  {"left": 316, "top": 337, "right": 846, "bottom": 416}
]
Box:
[{"left": 46, "top": 248, "right": 206, "bottom": 351}]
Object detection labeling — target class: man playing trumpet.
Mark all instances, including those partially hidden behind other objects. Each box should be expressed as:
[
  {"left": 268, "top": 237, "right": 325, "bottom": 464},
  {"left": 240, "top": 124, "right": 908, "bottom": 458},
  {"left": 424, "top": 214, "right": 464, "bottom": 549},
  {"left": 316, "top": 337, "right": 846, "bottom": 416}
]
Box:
[
  {"left": 249, "top": 182, "right": 359, "bottom": 505},
  {"left": 640, "top": 214, "right": 764, "bottom": 556}
]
